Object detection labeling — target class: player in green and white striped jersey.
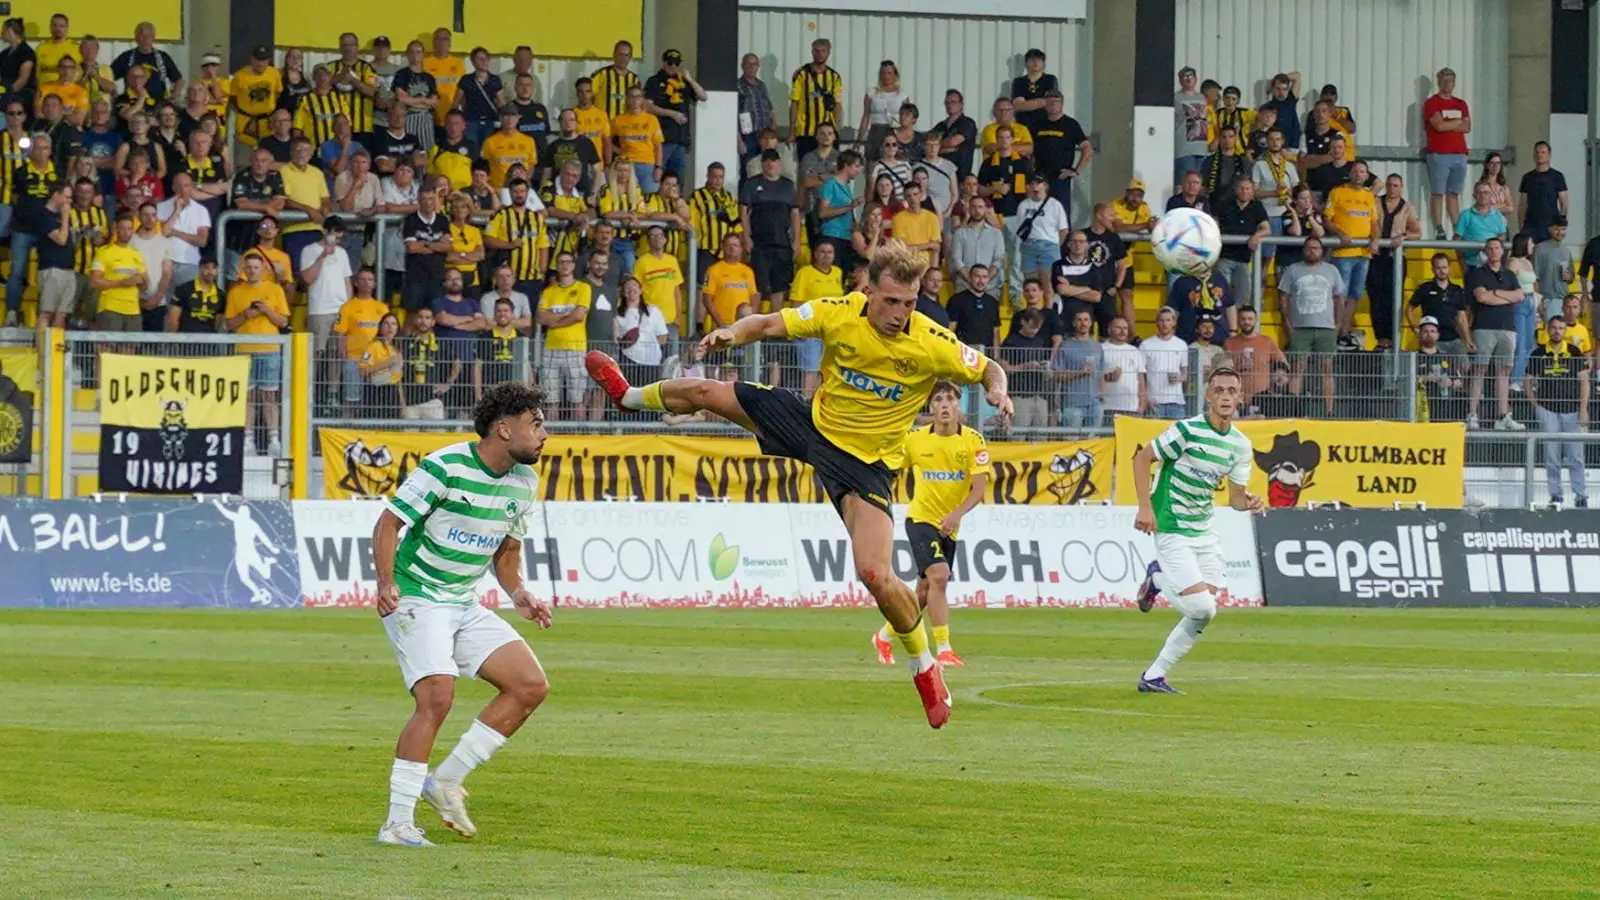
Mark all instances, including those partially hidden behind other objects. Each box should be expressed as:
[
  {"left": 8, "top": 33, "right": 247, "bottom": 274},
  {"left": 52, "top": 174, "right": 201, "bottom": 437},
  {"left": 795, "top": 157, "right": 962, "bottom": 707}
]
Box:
[
  {"left": 1130, "top": 365, "right": 1263, "bottom": 695},
  {"left": 372, "top": 382, "right": 554, "bottom": 848}
]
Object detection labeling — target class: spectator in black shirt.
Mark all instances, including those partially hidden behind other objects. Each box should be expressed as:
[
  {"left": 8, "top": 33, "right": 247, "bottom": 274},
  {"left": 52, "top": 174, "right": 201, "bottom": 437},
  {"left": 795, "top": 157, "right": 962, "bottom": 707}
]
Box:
[
  {"left": 1306, "top": 134, "right": 1364, "bottom": 199},
  {"left": 1031, "top": 89, "right": 1090, "bottom": 221},
  {"left": 38, "top": 95, "right": 82, "bottom": 172},
  {"left": 5, "top": 133, "right": 58, "bottom": 325},
  {"left": 1169, "top": 269, "right": 1233, "bottom": 343},
  {"left": 1517, "top": 141, "right": 1568, "bottom": 243},
  {"left": 371, "top": 103, "right": 421, "bottom": 176},
  {"left": 545, "top": 109, "right": 602, "bottom": 193},
  {"left": 739, "top": 149, "right": 799, "bottom": 310},
  {"left": 1406, "top": 252, "right": 1471, "bottom": 358},
  {"left": 1012, "top": 276, "right": 1062, "bottom": 344},
  {"left": 932, "top": 89, "right": 978, "bottom": 178},
  {"left": 507, "top": 73, "right": 550, "bottom": 171},
  {"left": 1415, "top": 316, "right": 1467, "bottom": 423},
  {"left": 947, "top": 274, "right": 1001, "bottom": 355},
  {"left": 227, "top": 148, "right": 287, "bottom": 270},
  {"left": 1299, "top": 100, "right": 1339, "bottom": 172},
  {"left": 1581, "top": 230, "right": 1600, "bottom": 305},
  {"left": 914, "top": 266, "right": 950, "bottom": 328},
  {"left": 1252, "top": 360, "right": 1303, "bottom": 419},
  {"left": 644, "top": 49, "right": 706, "bottom": 185},
  {"left": 258, "top": 109, "right": 296, "bottom": 166},
  {"left": 32, "top": 182, "right": 73, "bottom": 334},
  {"left": 1052, "top": 230, "right": 1104, "bottom": 334},
  {"left": 111, "top": 22, "right": 182, "bottom": 102},
  {"left": 976, "top": 125, "right": 1029, "bottom": 217},
  {"left": 1527, "top": 313, "right": 1590, "bottom": 506},
  {"left": 400, "top": 188, "right": 451, "bottom": 317},
  {"left": 1201, "top": 126, "right": 1249, "bottom": 210},
  {"left": 1001, "top": 307, "right": 1054, "bottom": 429},
  {"left": 1085, "top": 205, "right": 1131, "bottom": 327},
  {"left": 1166, "top": 170, "right": 1209, "bottom": 214},
  {"left": 1214, "top": 178, "right": 1269, "bottom": 307},
  {"left": 0, "top": 18, "right": 37, "bottom": 114},
  {"left": 169, "top": 258, "right": 226, "bottom": 332},
  {"left": 1010, "top": 49, "right": 1059, "bottom": 136},
  {"left": 1465, "top": 236, "right": 1525, "bottom": 431}
]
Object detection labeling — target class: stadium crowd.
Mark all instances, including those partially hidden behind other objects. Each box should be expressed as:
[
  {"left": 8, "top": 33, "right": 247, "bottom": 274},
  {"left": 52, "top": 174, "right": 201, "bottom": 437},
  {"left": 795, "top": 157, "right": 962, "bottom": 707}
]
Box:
[{"left": 1, "top": 14, "right": 1598, "bottom": 459}]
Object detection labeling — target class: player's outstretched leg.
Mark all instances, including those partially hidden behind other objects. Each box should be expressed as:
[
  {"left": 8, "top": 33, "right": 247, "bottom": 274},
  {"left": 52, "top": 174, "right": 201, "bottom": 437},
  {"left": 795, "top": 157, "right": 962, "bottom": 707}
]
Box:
[
  {"left": 423, "top": 640, "right": 549, "bottom": 839},
  {"left": 585, "top": 351, "right": 754, "bottom": 427},
  {"left": 378, "top": 674, "right": 455, "bottom": 848},
  {"left": 1138, "top": 584, "right": 1216, "bottom": 695},
  {"left": 844, "top": 498, "right": 951, "bottom": 728}
]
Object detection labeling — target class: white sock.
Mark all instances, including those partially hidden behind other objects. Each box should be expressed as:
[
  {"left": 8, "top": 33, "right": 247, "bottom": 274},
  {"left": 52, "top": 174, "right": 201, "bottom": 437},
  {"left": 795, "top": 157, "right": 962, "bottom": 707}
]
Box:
[
  {"left": 936, "top": 642, "right": 952, "bottom": 654},
  {"left": 620, "top": 387, "right": 646, "bottom": 410},
  {"left": 1144, "top": 616, "right": 1208, "bottom": 680},
  {"left": 433, "top": 719, "right": 509, "bottom": 785},
  {"left": 907, "top": 649, "right": 936, "bottom": 676},
  {"left": 386, "top": 758, "right": 428, "bottom": 826},
  {"left": 876, "top": 624, "right": 893, "bottom": 642}
]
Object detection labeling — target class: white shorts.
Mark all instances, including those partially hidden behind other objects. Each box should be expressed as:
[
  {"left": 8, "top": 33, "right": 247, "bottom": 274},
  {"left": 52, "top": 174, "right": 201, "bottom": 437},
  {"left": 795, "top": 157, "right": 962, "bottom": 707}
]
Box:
[
  {"left": 1155, "top": 532, "right": 1227, "bottom": 618},
  {"left": 382, "top": 598, "right": 527, "bottom": 690}
]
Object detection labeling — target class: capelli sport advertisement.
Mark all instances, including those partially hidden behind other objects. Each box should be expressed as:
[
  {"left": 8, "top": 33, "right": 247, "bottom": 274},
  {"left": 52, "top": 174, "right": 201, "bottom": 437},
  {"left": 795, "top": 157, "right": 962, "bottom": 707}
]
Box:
[
  {"left": 98, "top": 355, "right": 251, "bottom": 495},
  {"left": 1112, "top": 417, "right": 1467, "bottom": 509},
  {"left": 319, "top": 429, "right": 1114, "bottom": 507},
  {"left": 0, "top": 498, "right": 300, "bottom": 608}
]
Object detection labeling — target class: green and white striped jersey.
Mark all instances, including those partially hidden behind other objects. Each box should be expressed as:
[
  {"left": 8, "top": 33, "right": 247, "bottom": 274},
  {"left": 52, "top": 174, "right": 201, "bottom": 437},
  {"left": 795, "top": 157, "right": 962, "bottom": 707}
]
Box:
[
  {"left": 386, "top": 442, "right": 539, "bottom": 605},
  {"left": 1149, "top": 416, "right": 1253, "bottom": 537}
]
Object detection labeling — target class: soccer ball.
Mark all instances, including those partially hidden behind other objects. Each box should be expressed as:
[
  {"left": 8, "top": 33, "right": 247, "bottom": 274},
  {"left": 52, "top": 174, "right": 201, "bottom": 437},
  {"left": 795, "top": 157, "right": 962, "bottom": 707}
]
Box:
[{"left": 1150, "top": 207, "right": 1223, "bottom": 277}]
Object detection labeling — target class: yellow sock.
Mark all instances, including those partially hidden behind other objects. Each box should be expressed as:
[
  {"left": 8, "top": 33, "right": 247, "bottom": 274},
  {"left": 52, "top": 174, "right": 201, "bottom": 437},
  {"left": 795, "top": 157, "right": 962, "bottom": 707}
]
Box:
[
  {"left": 932, "top": 624, "right": 950, "bottom": 649},
  {"left": 640, "top": 382, "right": 666, "bottom": 411},
  {"left": 895, "top": 618, "right": 930, "bottom": 658}
]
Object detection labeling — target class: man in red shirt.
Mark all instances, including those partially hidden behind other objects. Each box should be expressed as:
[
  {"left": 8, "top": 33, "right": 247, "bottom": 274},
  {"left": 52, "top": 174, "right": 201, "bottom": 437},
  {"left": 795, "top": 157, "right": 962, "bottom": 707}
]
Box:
[{"left": 1423, "top": 67, "right": 1471, "bottom": 239}]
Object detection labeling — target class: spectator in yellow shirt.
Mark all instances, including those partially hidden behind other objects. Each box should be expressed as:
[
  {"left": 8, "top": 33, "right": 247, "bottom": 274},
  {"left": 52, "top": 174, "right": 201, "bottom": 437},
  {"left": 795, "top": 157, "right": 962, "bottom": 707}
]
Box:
[
  {"left": 632, "top": 225, "right": 685, "bottom": 341},
  {"left": 980, "top": 97, "right": 1033, "bottom": 158},
  {"left": 1110, "top": 179, "right": 1154, "bottom": 233},
  {"left": 88, "top": 213, "right": 148, "bottom": 331},
  {"left": 35, "top": 14, "right": 76, "bottom": 84},
  {"left": 1324, "top": 160, "right": 1380, "bottom": 348},
  {"left": 701, "top": 233, "right": 759, "bottom": 378},
  {"left": 572, "top": 77, "right": 611, "bottom": 163},
  {"left": 422, "top": 28, "right": 464, "bottom": 127},
  {"left": 480, "top": 104, "right": 537, "bottom": 190},
  {"left": 1538, "top": 294, "right": 1593, "bottom": 353},
  {"left": 786, "top": 239, "right": 844, "bottom": 397},
  {"left": 446, "top": 192, "right": 485, "bottom": 288},
  {"left": 612, "top": 86, "right": 664, "bottom": 192},
  {"left": 224, "top": 254, "right": 292, "bottom": 456},
  {"left": 890, "top": 183, "right": 942, "bottom": 268},
  {"left": 334, "top": 270, "right": 389, "bottom": 404},
  {"left": 40, "top": 58, "right": 89, "bottom": 119}
]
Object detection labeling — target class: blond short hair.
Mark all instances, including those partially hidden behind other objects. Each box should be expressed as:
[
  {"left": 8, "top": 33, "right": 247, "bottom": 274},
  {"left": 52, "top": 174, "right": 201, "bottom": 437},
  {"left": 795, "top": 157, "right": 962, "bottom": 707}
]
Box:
[{"left": 867, "top": 239, "right": 929, "bottom": 289}]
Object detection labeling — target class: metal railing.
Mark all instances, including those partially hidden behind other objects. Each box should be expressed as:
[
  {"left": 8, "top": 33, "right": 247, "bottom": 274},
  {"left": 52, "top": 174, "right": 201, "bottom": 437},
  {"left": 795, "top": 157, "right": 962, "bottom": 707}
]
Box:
[
  {"left": 212, "top": 210, "right": 702, "bottom": 317},
  {"left": 1462, "top": 431, "right": 1600, "bottom": 510}
]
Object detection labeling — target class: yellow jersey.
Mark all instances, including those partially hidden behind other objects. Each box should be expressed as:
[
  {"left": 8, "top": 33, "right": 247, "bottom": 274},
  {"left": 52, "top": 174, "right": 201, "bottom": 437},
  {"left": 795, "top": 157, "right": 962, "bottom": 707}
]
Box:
[
  {"left": 485, "top": 206, "right": 549, "bottom": 282},
  {"left": 540, "top": 279, "right": 591, "bottom": 351},
  {"left": 35, "top": 39, "right": 79, "bottom": 84},
  {"left": 890, "top": 208, "right": 941, "bottom": 266},
  {"left": 224, "top": 280, "right": 291, "bottom": 354},
  {"left": 1326, "top": 185, "right": 1378, "bottom": 258},
  {"left": 611, "top": 112, "right": 662, "bottom": 165},
  {"left": 981, "top": 120, "right": 1032, "bottom": 148},
  {"left": 779, "top": 293, "right": 988, "bottom": 468},
  {"left": 230, "top": 66, "right": 283, "bottom": 119},
  {"left": 480, "top": 131, "right": 537, "bottom": 190},
  {"left": 359, "top": 340, "right": 401, "bottom": 384},
  {"left": 422, "top": 55, "right": 465, "bottom": 126},
  {"left": 787, "top": 65, "right": 843, "bottom": 139},
  {"left": 448, "top": 222, "right": 484, "bottom": 283},
  {"left": 295, "top": 89, "right": 349, "bottom": 147},
  {"left": 1111, "top": 199, "right": 1151, "bottom": 227},
  {"left": 487, "top": 324, "right": 518, "bottom": 363},
  {"left": 89, "top": 244, "right": 147, "bottom": 316},
  {"left": 539, "top": 184, "right": 587, "bottom": 262},
  {"left": 904, "top": 425, "right": 992, "bottom": 534},
  {"left": 334, "top": 297, "right": 390, "bottom": 359},
  {"left": 39, "top": 81, "right": 88, "bottom": 117},
  {"left": 589, "top": 66, "right": 639, "bottom": 121},
  {"left": 632, "top": 253, "right": 684, "bottom": 326},
  {"left": 788, "top": 265, "right": 844, "bottom": 306},
  {"left": 1539, "top": 321, "right": 1593, "bottom": 355},
  {"left": 429, "top": 138, "right": 476, "bottom": 192},
  {"left": 703, "top": 260, "right": 758, "bottom": 328},
  {"left": 278, "top": 163, "right": 330, "bottom": 235},
  {"left": 573, "top": 105, "right": 611, "bottom": 160}
]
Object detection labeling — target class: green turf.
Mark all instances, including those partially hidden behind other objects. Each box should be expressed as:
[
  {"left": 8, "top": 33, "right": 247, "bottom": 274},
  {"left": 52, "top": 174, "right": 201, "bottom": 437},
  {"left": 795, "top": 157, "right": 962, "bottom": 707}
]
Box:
[{"left": 1, "top": 607, "right": 1597, "bottom": 899}]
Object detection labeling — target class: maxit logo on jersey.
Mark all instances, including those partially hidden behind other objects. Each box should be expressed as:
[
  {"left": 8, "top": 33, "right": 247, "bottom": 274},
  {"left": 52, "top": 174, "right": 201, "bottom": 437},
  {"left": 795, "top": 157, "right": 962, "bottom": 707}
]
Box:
[{"left": 1272, "top": 523, "right": 1444, "bottom": 600}]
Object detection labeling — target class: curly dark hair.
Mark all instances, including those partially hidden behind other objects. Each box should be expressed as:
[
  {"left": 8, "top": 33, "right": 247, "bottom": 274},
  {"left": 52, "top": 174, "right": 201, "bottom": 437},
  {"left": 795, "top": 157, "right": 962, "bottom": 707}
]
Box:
[{"left": 473, "top": 381, "right": 546, "bottom": 438}]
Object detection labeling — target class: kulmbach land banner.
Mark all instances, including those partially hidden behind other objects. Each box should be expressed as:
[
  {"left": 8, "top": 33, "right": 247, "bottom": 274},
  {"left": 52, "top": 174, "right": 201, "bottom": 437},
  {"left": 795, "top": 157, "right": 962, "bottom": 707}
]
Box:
[{"left": 98, "top": 354, "right": 250, "bottom": 494}]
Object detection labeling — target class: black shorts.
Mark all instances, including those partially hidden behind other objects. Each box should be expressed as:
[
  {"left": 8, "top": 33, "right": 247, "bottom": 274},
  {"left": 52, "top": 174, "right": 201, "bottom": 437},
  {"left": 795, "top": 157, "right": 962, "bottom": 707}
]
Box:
[
  {"left": 733, "top": 380, "right": 893, "bottom": 517},
  {"left": 751, "top": 246, "right": 795, "bottom": 297},
  {"left": 906, "top": 520, "right": 956, "bottom": 578}
]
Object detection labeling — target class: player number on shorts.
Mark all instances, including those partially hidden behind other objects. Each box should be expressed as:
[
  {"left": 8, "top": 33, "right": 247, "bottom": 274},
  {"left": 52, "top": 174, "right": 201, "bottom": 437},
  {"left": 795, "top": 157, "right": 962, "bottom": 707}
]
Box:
[
  {"left": 205, "top": 433, "right": 233, "bottom": 457},
  {"left": 931, "top": 540, "right": 943, "bottom": 559}
]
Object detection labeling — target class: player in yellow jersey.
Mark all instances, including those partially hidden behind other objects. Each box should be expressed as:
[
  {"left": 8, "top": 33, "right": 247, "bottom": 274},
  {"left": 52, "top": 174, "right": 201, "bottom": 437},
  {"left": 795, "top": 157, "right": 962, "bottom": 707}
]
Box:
[
  {"left": 871, "top": 382, "right": 991, "bottom": 668},
  {"left": 586, "top": 240, "right": 1013, "bottom": 729}
]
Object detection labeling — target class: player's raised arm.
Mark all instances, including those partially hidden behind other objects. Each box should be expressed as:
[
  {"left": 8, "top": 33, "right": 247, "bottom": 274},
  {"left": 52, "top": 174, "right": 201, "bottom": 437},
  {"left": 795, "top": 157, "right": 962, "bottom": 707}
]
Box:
[
  {"left": 698, "top": 309, "right": 792, "bottom": 354},
  {"left": 979, "top": 352, "right": 1013, "bottom": 419}
]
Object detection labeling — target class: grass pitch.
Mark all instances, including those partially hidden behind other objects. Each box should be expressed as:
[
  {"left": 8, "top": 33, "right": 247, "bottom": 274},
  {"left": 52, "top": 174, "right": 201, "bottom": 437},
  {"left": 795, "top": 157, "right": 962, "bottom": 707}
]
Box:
[{"left": 0, "top": 607, "right": 1596, "bottom": 900}]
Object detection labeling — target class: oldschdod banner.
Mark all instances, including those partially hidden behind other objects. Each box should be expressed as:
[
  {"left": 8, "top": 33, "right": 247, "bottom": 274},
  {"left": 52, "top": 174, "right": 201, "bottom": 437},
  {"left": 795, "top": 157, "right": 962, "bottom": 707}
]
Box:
[
  {"left": 1256, "top": 507, "right": 1600, "bottom": 607},
  {"left": 319, "top": 429, "right": 1114, "bottom": 506},
  {"left": 0, "top": 497, "right": 300, "bottom": 608},
  {"left": 293, "top": 500, "right": 1263, "bottom": 609},
  {"left": 1112, "top": 416, "right": 1466, "bottom": 509},
  {"left": 98, "top": 354, "right": 250, "bottom": 495}
]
